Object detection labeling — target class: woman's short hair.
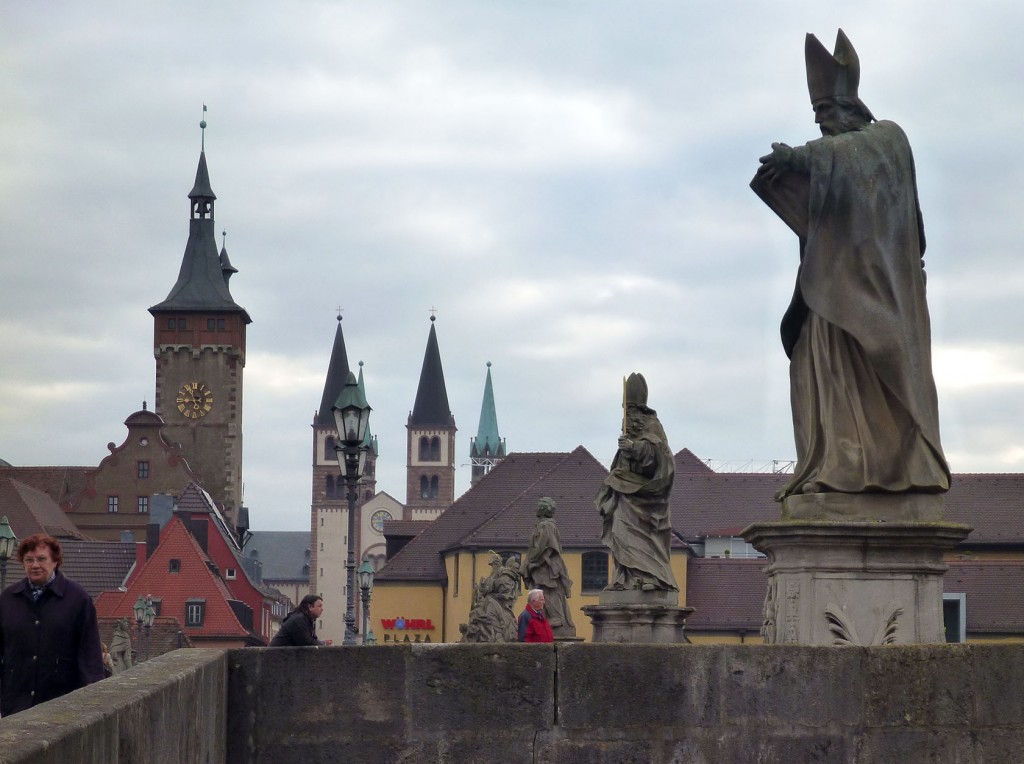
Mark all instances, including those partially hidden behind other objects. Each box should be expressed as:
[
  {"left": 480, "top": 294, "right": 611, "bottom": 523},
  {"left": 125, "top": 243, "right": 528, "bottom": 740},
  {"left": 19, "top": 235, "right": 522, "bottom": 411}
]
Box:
[{"left": 18, "top": 533, "right": 63, "bottom": 567}]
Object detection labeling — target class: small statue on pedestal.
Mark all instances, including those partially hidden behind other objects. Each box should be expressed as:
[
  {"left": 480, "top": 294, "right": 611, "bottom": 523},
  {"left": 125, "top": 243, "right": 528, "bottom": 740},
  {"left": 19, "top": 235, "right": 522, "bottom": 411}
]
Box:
[{"left": 520, "top": 497, "right": 576, "bottom": 638}]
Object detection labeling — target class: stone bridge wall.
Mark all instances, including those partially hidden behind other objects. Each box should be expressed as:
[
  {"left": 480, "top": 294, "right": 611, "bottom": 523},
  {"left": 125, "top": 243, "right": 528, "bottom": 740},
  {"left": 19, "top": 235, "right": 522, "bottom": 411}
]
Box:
[
  {"left": 2, "top": 644, "right": 1023, "bottom": 763},
  {"left": 0, "top": 648, "right": 227, "bottom": 763}
]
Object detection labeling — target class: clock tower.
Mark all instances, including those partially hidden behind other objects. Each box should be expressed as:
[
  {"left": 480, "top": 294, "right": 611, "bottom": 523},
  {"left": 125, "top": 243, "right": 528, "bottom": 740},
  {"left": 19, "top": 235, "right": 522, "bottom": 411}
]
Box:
[{"left": 149, "top": 142, "right": 251, "bottom": 535}]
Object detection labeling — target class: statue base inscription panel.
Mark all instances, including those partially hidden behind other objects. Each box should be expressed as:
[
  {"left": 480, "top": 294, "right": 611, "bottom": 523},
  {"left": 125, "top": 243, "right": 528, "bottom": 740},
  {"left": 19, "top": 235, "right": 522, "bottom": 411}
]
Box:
[{"left": 742, "top": 518, "right": 971, "bottom": 645}]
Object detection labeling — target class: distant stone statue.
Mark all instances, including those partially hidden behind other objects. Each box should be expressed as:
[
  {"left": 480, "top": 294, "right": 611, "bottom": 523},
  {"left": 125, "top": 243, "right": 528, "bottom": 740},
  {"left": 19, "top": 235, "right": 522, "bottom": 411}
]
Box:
[
  {"left": 109, "top": 619, "right": 133, "bottom": 674},
  {"left": 595, "top": 373, "right": 677, "bottom": 592},
  {"left": 520, "top": 497, "right": 576, "bottom": 638},
  {"left": 460, "top": 552, "right": 519, "bottom": 643},
  {"left": 751, "top": 29, "right": 949, "bottom": 508}
]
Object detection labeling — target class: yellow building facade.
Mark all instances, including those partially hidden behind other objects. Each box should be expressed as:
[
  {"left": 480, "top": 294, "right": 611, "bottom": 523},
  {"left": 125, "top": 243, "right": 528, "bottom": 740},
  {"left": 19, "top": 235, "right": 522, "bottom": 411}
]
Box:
[{"left": 374, "top": 547, "right": 689, "bottom": 643}]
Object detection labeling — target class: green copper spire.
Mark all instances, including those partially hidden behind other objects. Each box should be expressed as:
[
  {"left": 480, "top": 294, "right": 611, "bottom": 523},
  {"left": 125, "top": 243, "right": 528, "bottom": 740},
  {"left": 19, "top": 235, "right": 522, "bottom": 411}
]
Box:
[
  {"left": 357, "top": 361, "right": 379, "bottom": 456},
  {"left": 470, "top": 362, "right": 505, "bottom": 458}
]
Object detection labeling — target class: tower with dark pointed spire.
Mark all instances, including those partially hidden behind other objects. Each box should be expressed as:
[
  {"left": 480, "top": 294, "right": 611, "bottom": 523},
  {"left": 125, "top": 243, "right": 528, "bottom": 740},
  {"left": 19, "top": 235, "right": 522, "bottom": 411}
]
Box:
[
  {"left": 310, "top": 315, "right": 381, "bottom": 642},
  {"left": 469, "top": 362, "right": 506, "bottom": 485},
  {"left": 149, "top": 118, "right": 251, "bottom": 536},
  {"left": 310, "top": 315, "right": 379, "bottom": 518},
  {"left": 406, "top": 316, "right": 457, "bottom": 519}
]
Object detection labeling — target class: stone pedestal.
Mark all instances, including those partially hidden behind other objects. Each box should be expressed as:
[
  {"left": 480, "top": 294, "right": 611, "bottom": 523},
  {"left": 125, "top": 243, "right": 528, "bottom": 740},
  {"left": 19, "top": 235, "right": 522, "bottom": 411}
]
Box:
[
  {"left": 742, "top": 514, "right": 971, "bottom": 646},
  {"left": 582, "top": 589, "right": 693, "bottom": 643}
]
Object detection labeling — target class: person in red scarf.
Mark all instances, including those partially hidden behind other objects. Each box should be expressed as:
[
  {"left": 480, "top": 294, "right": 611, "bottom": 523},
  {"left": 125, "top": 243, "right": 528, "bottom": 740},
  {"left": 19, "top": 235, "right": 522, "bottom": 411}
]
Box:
[{"left": 517, "top": 590, "right": 553, "bottom": 643}]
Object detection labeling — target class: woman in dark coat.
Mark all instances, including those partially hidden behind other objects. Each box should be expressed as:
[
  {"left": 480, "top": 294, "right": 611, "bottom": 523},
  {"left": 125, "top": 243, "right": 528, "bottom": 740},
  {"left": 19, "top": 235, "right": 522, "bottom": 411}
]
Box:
[
  {"left": 270, "top": 594, "right": 323, "bottom": 646},
  {"left": 0, "top": 534, "right": 104, "bottom": 716}
]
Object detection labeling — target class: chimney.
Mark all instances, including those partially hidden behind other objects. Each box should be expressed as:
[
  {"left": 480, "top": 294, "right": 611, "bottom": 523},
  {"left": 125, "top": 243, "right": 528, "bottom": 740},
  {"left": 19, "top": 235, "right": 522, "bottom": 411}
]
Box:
[{"left": 146, "top": 524, "right": 160, "bottom": 559}]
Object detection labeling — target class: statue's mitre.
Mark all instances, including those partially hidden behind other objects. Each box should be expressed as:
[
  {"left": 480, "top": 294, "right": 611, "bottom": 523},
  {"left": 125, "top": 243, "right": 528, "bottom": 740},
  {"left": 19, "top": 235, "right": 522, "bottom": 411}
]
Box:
[
  {"left": 624, "top": 372, "right": 648, "bottom": 408},
  {"left": 805, "top": 28, "right": 861, "bottom": 106}
]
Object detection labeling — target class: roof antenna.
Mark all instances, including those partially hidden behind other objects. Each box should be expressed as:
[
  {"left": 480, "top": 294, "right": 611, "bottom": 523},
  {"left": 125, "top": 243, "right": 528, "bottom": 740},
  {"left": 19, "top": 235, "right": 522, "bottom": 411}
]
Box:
[{"left": 200, "top": 104, "right": 208, "bottom": 151}]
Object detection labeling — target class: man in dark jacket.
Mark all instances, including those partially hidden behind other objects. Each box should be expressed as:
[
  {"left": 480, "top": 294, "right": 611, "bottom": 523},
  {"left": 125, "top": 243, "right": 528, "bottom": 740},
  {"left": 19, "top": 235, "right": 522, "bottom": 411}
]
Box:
[
  {"left": 0, "top": 533, "right": 104, "bottom": 716},
  {"left": 270, "top": 594, "right": 323, "bottom": 646}
]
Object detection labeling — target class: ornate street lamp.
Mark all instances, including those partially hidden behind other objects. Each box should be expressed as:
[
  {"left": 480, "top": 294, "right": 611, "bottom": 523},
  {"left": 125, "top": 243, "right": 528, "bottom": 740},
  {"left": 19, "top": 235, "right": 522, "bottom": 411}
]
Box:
[
  {"left": 332, "top": 371, "right": 372, "bottom": 646},
  {"left": 358, "top": 560, "right": 375, "bottom": 645},
  {"left": 0, "top": 516, "right": 17, "bottom": 591}
]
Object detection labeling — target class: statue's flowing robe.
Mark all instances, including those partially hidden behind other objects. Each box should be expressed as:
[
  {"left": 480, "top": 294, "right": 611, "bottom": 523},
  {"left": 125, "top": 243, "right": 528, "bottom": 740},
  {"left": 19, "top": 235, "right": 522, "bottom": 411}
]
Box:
[
  {"left": 759, "top": 120, "right": 950, "bottom": 497},
  {"left": 521, "top": 518, "right": 575, "bottom": 631},
  {"left": 596, "top": 414, "right": 677, "bottom": 590}
]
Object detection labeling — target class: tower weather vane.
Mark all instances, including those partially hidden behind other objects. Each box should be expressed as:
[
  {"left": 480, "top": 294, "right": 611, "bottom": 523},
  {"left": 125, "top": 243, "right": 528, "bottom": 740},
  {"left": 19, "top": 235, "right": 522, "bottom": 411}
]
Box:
[{"left": 200, "top": 104, "right": 207, "bottom": 151}]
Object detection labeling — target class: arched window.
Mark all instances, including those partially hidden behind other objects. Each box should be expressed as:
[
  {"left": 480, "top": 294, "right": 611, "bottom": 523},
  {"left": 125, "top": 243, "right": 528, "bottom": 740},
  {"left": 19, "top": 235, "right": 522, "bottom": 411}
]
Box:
[
  {"left": 429, "top": 475, "right": 439, "bottom": 498},
  {"left": 430, "top": 436, "right": 441, "bottom": 461},
  {"left": 326, "top": 475, "right": 335, "bottom": 498},
  {"left": 581, "top": 551, "right": 610, "bottom": 592},
  {"left": 420, "top": 475, "right": 430, "bottom": 499},
  {"left": 418, "top": 436, "right": 431, "bottom": 461}
]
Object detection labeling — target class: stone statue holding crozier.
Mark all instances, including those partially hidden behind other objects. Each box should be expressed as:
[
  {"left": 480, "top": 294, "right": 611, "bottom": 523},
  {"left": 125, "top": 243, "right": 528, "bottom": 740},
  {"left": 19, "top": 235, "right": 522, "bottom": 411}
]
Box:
[
  {"left": 751, "top": 29, "right": 950, "bottom": 520},
  {"left": 741, "top": 31, "right": 969, "bottom": 647},
  {"left": 520, "top": 497, "right": 576, "bottom": 638},
  {"left": 595, "top": 373, "right": 677, "bottom": 593}
]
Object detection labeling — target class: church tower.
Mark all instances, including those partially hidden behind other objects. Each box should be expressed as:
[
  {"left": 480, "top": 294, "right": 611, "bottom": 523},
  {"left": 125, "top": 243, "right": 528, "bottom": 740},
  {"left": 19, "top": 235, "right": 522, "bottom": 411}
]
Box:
[
  {"left": 469, "top": 362, "right": 506, "bottom": 486},
  {"left": 310, "top": 316, "right": 378, "bottom": 641},
  {"left": 149, "top": 128, "right": 251, "bottom": 535},
  {"left": 406, "top": 316, "right": 456, "bottom": 519}
]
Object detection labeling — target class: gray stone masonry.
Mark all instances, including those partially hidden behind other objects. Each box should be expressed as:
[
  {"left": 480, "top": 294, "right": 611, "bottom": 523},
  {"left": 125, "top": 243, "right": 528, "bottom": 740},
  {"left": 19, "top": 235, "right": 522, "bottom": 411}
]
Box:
[
  {"left": 0, "top": 648, "right": 227, "bottom": 764},
  {"left": 743, "top": 520, "right": 971, "bottom": 645},
  {"left": 3, "top": 644, "right": 1024, "bottom": 763}
]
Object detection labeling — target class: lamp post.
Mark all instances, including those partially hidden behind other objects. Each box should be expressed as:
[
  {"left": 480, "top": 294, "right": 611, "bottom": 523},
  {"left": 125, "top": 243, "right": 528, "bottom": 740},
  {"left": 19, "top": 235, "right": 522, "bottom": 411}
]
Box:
[
  {"left": 332, "top": 371, "right": 372, "bottom": 646},
  {"left": 133, "top": 594, "right": 156, "bottom": 662},
  {"left": 0, "top": 516, "right": 17, "bottom": 592},
  {"left": 358, "top": 560, "right": 375, "bottom": 645}
]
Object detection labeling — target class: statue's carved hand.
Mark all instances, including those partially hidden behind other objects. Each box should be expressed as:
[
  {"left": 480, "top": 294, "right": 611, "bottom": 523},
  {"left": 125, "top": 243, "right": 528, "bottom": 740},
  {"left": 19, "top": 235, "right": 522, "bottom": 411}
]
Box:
[
  {"left": 757, "top": 142, "right": 794, "bottom": 183},
  {"left": 617, "top": 436, "right": 633, "bottom": 452}
]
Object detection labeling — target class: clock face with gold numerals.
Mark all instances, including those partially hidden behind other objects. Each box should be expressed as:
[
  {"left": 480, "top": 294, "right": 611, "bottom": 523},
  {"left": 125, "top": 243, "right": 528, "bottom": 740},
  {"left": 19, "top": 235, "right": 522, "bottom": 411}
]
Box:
[
  {"left": 176, "top": 381, "right": 214, "bottom": 419},
  {"left": 371, "top": 510, "right": 393, "bottom": 534}
]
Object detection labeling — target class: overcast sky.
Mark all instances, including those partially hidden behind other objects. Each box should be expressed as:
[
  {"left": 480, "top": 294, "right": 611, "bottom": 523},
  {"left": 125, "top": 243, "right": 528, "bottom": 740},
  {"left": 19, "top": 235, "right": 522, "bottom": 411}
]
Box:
[{"left": 2, "top": 2, "right": 1022, "bottom": 532}]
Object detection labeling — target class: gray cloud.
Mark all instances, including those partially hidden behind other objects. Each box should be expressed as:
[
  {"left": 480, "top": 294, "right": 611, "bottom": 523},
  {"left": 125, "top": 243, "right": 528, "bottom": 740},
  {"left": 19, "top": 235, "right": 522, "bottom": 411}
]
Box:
[{"left": 2, "top": 2, "right": 1022, "bottom": 530}]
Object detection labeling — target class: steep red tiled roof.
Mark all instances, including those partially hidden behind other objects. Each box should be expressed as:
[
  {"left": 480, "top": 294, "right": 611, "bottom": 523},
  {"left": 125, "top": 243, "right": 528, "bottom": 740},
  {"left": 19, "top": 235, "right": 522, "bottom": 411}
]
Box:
[
  {"left": 0, "top": 476, "right": 83, "bottom": 539},
  {"left": 0, "top": 466, "right": 90, "bottom": 508},
  {"left": 943, "top": 561, "right": 1024, "bottom": 632},
  {"left": 464, "top": 448, "right": 609, "bottom": 549},
  {"left": 376, "top": 447, "right": 608, "bottom": 582},
  {"left": 95, "top": 516, "right": 249, "bottom": 640},
  {"left": 670, "top": 463, "right": 787, "bottom": 542},
  {"left": 382, "top": 520, "right": 430, "bottom": 538},
  {"left": 684, "top": 558, "right": 1024, "bottom": 636},
  {"left": 669, "top": 450, "right": 1024, "bottom": 547},
  {"left": 60, "top": 540, "right": 136, "bottom": 597},
  {"left": 944, "top": 474, "right": 1024, "bottom": 544},
  {"left": 684, "top": 557, "right": 767, "bottom": 632},
  {"left": 675, "top": 448, "right": 714, "bottom": 473}
]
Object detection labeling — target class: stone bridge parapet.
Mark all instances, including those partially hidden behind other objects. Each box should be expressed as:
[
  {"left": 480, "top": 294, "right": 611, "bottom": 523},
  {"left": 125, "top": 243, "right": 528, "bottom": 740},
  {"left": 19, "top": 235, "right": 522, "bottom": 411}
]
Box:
[{"left": 1, "top": 643, "right": 1023, "bottom": 762}]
